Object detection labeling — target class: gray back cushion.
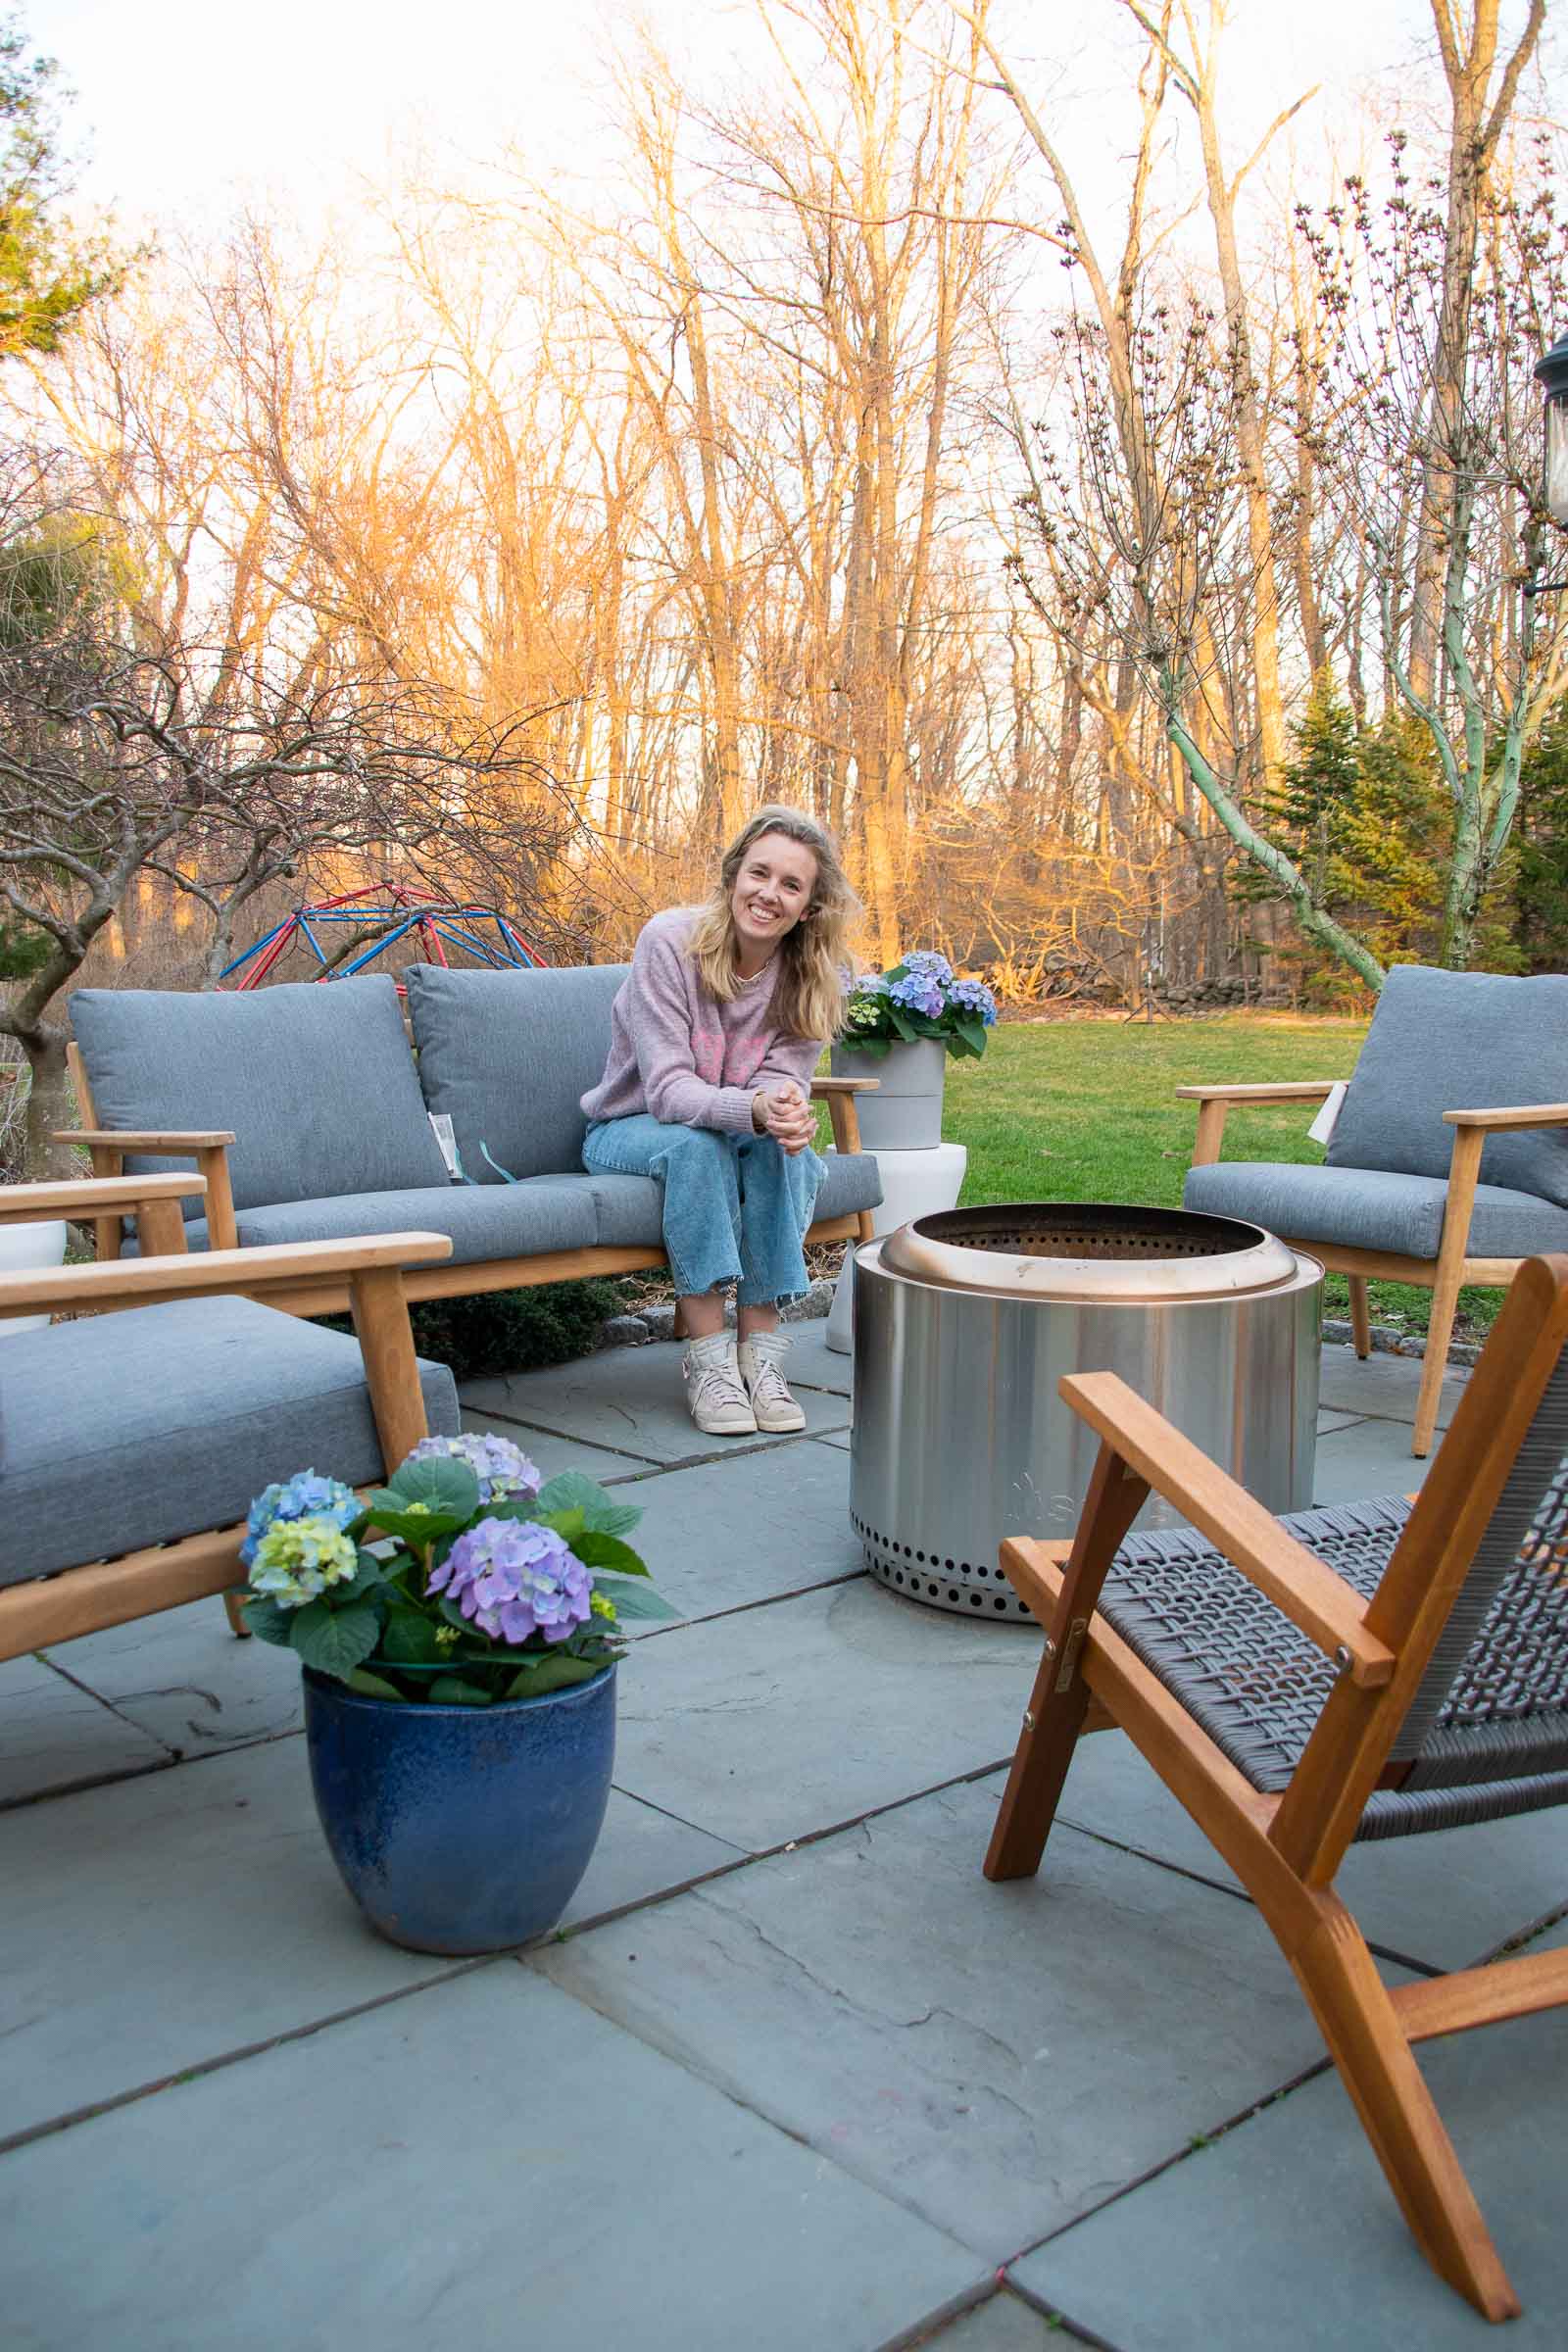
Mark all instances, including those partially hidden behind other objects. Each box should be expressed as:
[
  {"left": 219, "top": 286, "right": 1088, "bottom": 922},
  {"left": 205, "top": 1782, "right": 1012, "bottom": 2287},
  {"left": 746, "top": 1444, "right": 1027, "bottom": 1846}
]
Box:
[
  {"left": 406, "top": 962, "right": 628, "bottom": 1181},
  {"left": 71, "top": 977, "right": 450, "bottom": 1212},
  {"left": 1329, "top": 964, "right": 1568, "bottom": 1204}
]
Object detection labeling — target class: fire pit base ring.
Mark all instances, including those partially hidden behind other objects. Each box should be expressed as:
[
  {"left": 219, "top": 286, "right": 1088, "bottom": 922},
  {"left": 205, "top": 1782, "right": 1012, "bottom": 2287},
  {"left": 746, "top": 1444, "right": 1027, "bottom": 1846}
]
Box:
[{"left": 851, "top": 1201, "right": 1322, "bottom": 1621}]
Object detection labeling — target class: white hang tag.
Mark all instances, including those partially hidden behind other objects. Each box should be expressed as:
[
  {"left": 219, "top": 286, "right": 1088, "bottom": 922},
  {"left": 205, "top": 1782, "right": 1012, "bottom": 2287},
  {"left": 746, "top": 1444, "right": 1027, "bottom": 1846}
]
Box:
[
  {"left": 1307, "top": 1082, "right": 1348, "bottom": 1148},
  {"left": 428, "top": 1111, "right": 463, "bottom": 1181}
]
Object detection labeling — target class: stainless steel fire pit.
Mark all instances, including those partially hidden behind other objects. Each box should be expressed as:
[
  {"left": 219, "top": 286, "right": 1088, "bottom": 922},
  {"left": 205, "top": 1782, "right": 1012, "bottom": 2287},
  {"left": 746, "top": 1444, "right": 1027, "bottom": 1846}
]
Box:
[{"left": 851, "top": 1202, "right": 1322, "bottom": 1619}]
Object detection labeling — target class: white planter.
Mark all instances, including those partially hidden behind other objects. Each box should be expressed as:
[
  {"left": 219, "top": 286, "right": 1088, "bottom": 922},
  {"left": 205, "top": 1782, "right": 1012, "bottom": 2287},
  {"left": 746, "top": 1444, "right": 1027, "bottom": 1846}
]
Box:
[
  {"left": 0, "top": 1218, "right": 68, "bottom": 1339},
  {"left": 830, "top": 1039, "right": 948, "bottom": 1151},
  {"left": 824, "top": 1141, "right": 967, "bottom": 1354}
]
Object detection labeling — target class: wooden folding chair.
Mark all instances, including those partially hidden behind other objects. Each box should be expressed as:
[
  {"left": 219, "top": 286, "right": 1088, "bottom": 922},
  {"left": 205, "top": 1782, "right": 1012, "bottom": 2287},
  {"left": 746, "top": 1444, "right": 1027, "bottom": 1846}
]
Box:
[{"left": 985, "top": 1251, "right": 1568, "bottom": 2322}]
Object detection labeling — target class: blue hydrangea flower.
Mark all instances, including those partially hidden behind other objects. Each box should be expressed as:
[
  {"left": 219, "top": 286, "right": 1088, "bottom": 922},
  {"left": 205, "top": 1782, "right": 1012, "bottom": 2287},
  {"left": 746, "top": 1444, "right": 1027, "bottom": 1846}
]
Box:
[
  {"left": 888, "top": 970, "right": 945, "bottom": 1020},
  {"left": 241, "top": 1470, "right": 361, "bottom": 1570},
  {"left": 902, "top": 949, "right": 955, "bottom": 984},
  {"left": 948, "top": 977, "right": 999, "bottom": 1025},
  {"left": 403, "top": 1431, "right": 542, "bottom": 1505},
  {"left": 248, "top": 1514, "right": 360, "bottom": 1608},
  {"left": 429, "top": 1517, "right": 593, "bottom": 1646}
]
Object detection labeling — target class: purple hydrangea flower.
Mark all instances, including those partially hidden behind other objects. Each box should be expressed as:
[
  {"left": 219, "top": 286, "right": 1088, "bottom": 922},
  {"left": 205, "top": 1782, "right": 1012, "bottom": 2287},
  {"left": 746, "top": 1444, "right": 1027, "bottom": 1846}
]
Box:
[
  {"left": 428, "top": 1517, "right": 592, "bottom": 1646},
  {"left": 402, "top": 1431, "right": 542, "bottom": 1505},
  {"left": 888, "top": 970, "right": 945, "bottom": 1020},
  {"left": 903, "top": 949, "right": 955, "bottom": 984},
  {"left": 948, "top": 977, "right": 999, "bottom": 1025},
  {"left": 241, "top": 1470, "right": 361, "bottom": 1569}
]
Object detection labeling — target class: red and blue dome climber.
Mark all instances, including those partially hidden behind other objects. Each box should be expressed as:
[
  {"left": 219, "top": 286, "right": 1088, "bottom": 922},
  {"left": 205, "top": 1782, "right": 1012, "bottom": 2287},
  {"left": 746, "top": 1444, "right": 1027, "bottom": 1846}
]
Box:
[{"left": 220, "top": 883, "right": 547, "bottom": 988}]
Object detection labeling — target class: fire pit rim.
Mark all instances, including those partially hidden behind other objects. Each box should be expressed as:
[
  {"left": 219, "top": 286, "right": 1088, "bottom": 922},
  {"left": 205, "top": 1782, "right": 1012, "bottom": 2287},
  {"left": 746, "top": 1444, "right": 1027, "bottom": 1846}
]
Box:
[{"left": 876, "top": 1199, "right": 1303, "bottom": 1303}]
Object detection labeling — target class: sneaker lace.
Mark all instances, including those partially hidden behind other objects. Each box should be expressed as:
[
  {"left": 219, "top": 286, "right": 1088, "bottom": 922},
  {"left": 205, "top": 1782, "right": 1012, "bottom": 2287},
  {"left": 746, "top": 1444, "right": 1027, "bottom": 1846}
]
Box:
[
  {"left": 746, "top": 1345, "right": 793, "bottom": 1405},
  {"left": 689, "top": 1353, "right": 751, "bottom": 1415}
]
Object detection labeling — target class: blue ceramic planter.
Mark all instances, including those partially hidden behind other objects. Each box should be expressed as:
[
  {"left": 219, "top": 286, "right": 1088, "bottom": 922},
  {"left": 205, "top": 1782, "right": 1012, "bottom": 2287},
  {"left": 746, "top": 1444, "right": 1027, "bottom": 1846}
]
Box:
[{"left": 303, "top": 1663, "right": 616, "bottom": 1956}]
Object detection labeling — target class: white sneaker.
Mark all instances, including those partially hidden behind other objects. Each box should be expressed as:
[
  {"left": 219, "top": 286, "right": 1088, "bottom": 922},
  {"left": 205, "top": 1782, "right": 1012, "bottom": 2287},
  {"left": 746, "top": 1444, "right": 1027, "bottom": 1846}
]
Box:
[
  {"left": 683, "top": 1332, "right": 757, "bottom": 1436},
  {"left": 737, "top": 1333, "right": 806, "bottom": 1433}
]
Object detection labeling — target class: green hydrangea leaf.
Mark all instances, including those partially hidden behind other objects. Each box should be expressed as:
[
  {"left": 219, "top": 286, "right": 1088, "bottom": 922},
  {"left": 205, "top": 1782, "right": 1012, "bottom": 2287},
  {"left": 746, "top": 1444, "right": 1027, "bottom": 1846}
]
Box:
[
  {"left": 379, "top": 1606, "right": 443, "bottom": 1664},
  {"left": 239, "top": 1593, "right": 296, "bottom": 1647},
  {"left": 288, "top": 1600, "right": 380, "bottom": 1679},
  {"left": 532, "top": 1505, "right": 587, "bottom": 1545},
  {"left": 535, "top": 1472, "right": 643, "bottom": 1538},
  {"left": 383, "top": 1454, "right": 482, "bottom": 1519},
  {"left": 426, "top": 1675, "right": 495, "bottom": 1705},
  {"left": 504, "top": 1654, "right": 606, "bottom": 1699},
  {"left": 571, "top": 1531, "right": 652, "bottom": 1577},
  {"left": 589, "top": 1573, "right": 680, "bottom": 1621},
  {"left": 344, "top": 1667, "right": 406, "bottom": 1699}
]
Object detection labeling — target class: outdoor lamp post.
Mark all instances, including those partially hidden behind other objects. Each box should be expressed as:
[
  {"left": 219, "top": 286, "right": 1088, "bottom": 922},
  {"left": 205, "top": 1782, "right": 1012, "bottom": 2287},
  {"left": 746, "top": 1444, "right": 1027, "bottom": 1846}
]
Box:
[{"left": 1539, "top": 330, "right": 1568, "bottom": 531}]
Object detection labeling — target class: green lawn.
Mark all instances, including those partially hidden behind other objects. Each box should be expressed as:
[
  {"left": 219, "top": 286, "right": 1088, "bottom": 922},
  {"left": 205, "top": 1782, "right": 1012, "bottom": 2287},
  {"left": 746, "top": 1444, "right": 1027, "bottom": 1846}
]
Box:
[{"left": 915, "top": 1013, "right": 1502, "bottom": 1348}]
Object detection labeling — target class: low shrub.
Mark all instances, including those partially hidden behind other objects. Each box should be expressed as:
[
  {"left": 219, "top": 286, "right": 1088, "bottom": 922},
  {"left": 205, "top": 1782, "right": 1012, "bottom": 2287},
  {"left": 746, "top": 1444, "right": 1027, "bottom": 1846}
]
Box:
[{"left": 321, "top": 1277, "right": 640, "bottom": 1385}]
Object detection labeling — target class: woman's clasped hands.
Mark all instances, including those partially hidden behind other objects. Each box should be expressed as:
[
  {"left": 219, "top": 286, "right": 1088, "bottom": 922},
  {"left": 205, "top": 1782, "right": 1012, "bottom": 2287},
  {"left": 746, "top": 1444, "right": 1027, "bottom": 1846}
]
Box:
[{"left": 753, "top": 1079, "right": 814, "bottom": 1155}]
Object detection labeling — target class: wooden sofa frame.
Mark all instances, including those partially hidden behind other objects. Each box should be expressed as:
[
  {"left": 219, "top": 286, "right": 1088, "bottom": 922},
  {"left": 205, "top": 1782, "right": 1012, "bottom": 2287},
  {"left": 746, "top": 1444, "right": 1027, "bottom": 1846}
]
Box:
[
  {"left": 1181, "top": 1079, "right": 1568, "bottom": 1457},
  {"left": 61, "top": 1044, "right": 879, "bottom": 1319},
  {"left": 0, "top": 1170, "right": 451, "bottom": 1661}
]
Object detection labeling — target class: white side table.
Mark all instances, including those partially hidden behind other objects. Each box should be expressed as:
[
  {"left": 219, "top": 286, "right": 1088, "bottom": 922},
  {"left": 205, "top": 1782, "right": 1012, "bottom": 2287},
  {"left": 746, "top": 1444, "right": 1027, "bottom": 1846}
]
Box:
[
  {"left": 824, "top": 1141, "right": 967, "bottom": 1354},
  {"left": 0, "top": 1219, "right": 69, "bottom": 1339}
]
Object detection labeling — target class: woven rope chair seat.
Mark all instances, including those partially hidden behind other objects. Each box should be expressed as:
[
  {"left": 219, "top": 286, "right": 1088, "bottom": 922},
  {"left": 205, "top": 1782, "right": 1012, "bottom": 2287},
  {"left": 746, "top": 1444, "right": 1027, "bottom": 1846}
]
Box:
[{"left": 1099, "top": 1491, "right": 1568, "bottom": 1838}]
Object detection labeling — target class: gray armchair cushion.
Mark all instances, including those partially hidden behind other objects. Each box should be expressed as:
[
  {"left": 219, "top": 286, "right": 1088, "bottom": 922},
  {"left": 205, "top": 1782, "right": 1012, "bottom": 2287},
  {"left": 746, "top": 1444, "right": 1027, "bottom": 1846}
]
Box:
[
  {"left": 1328, "top": 965, "right": 1568, "bottom": 1203},
  {"left": 584, "top": 1146, "right": 883, "bottom": 1250},
  {"left": 229, "top": 1181, "right": 599, "bottom": 1263},
  {"left": 1, "top": 1296, "right": 461, "bottom": 1585},
  {"left": 1184, "top": 1159, "right": 1568, "bottom": 1261},
  {"left": 71, "top": 978, "right": 449, "bottom": 1214},
  {"left": 407, "top": 962, "right": 629, "bottom": 1182}
]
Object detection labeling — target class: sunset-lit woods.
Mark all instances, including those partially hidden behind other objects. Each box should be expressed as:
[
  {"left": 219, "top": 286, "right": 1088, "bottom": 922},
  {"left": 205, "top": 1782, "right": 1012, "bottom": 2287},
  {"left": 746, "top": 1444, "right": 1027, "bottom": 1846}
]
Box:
[{"left": 2, "top": 0, "right": 1565, "bottom": 1167}]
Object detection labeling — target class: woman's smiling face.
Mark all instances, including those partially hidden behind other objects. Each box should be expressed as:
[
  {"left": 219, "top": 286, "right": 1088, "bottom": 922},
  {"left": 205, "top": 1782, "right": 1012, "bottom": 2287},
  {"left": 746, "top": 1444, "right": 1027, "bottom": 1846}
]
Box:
[{"left": 729, "top": 830, "right": 818, "bottom": 967}]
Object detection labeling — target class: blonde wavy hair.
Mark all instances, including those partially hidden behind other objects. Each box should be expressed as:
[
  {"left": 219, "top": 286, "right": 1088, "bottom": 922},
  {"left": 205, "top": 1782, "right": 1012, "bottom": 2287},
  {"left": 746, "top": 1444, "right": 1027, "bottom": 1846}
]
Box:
[{"left": 686, "top": 805, "right": 858, "bottom": 1044}]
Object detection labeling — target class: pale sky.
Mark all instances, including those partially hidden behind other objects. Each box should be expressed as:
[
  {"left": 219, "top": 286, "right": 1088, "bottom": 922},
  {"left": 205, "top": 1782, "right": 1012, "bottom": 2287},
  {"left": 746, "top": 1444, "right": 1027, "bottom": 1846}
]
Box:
[{"left": 31, "top": 0, "right": 1548, "bottom": 237}]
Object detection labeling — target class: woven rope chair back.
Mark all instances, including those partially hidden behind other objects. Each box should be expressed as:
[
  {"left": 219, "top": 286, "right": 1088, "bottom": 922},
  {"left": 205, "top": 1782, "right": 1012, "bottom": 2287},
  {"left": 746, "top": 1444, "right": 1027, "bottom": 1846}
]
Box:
[{"left": 1389, "top": 1342, "right": 1568, "bottom": 1785}]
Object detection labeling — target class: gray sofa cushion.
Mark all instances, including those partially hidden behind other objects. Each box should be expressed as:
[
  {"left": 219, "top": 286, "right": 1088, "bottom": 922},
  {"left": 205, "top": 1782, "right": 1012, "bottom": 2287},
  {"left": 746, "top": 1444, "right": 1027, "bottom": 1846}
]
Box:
[
  {"left": 584, "top": 1148, "right": 883, "bottom": 1250},
  {"left": 1184, "top": 1159, "right": 1568, "bottom": 1261},
  {"left": 407, "top": 962, "right": 629, "bottom": 1184},
  {"left": 1328, "top": 964, "right": 1568, "bottom": 1203},
  {"left": 71, "top": 977, "right": 449, "bottom": 1215},
  {"left": 230, "top": 1181, "right": 599, "bottom": 1264},
  {"left": 1, "top": 1296, "right": 461, "bottom": 1585}
]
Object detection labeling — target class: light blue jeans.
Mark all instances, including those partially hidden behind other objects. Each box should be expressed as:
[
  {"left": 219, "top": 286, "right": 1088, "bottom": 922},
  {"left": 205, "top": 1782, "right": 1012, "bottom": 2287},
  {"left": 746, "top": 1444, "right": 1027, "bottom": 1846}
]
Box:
[{"left": 583, "top": 1115, "right": 825, "bottom": 1307}]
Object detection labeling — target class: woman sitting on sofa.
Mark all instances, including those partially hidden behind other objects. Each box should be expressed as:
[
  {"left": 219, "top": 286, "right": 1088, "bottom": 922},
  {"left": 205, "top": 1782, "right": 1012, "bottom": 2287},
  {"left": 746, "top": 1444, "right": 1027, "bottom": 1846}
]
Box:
[{"left": 580, "top": 805, "right": 856, "bottom": 1438}]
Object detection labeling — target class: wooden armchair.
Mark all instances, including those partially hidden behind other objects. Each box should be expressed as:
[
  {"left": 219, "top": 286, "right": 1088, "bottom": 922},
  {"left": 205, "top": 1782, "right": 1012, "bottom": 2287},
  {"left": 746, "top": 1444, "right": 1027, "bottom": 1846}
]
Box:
[
  {"left": 0, "top": 1173, "right": 461, "bottom": 1661},
  {"left": 1180, "top": 964, "right": 1568, "bottom": 1455},
  {"left": 984, "top": 1251, "right": 1568, "bottom": 2321}
]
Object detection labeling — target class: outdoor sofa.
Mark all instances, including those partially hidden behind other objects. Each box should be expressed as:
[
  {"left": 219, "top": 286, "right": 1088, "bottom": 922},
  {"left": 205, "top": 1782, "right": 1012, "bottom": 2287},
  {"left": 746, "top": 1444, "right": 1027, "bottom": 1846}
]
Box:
[{"left": 63, "top": 962, "right": 884, "bottom": 1318}]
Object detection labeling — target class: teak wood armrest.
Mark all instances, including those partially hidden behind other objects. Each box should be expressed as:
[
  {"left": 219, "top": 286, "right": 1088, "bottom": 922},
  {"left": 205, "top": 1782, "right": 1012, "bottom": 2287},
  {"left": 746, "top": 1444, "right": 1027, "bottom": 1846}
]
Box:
[
  {"left": 54, "top": 1127, "right": 238, "bottom": 1151},
  {"left": 53, "top": 1125, "right": 240, "bottom": 1251},
  {"left": 810, "top": 1074, "right": 878, "bottom": 1163},
  {"left": 1175, "top": 1082, "right": 1339, "bottom": 1104},
  {"left": 1443, "top": 1103, "right": 1568, "bottom": 1132},
  {"left": 0, "top": 1171, "right": 207, "bottom": 1262},
  {"left": 1058, "top": 1370, "right": 1396, "bottom": 1688},
  {"left": 0, "top": 1173, "right": 206, "bottom": 1220},
  {"left": 808, "top": 1077, "right": 881, "bottom": 1096},
  {"left": 1178, "top": 1081, "right": 1338, "bottom": 1167},
  {"left": 0, "top": 1230, "right": 455, "bottom": 1316}
]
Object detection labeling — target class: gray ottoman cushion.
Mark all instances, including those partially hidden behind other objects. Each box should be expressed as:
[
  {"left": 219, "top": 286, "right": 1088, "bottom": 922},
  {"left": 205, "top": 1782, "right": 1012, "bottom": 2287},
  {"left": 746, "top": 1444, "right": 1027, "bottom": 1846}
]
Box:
[
  {"left": 1, "top": 1296, "right": 461, "bottom": 1584},
  {"left": 407, "top": 962, "right": 628, "bottom": 1184},
  {"left": 72, "top": 978, "right": 449, "bottom": 1213},
  {"left": 1184, "top": 1160, "right": 1568, "bottom": 1260},
  {"left": 231, "top": 1181, "right": 599, "bottom": 1264},
  {"left": 1328, "top": 964, "right": 1568, "bottom": 1202}
]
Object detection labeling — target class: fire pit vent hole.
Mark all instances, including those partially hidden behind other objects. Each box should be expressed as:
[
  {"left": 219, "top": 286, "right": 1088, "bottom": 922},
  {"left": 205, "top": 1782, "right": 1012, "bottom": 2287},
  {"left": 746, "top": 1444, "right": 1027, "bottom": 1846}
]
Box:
[{"left": 853, "top": 1511, "right": 1034, "bottom": 1621}]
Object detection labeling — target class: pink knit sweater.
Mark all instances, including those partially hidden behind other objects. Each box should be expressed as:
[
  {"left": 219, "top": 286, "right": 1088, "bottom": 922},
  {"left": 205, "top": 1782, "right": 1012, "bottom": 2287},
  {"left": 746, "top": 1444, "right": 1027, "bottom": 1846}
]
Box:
[{"left": 580, "top": 907, "right": 823, "bottom": 1136}]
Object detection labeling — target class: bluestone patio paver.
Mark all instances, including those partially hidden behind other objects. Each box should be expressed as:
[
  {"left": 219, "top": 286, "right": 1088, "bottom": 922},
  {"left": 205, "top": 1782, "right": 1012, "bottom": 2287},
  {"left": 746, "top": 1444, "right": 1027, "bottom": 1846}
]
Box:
[
  {"left": 534, "top": 1770, "right": 1348, "bottom": 2262},
  {"left": 39, "top": 1592, "right": 303, "bottom": 1755},
  {"left": 461, "top": 1336, "right": 850, "bottom": 1464},
  {"left": 588, "top": 1434, "right": 865, "bottom": 1627},
  {"left": 0, "top": 1965, "right": 988, "bottom": 2352},
  {"left": 0, "top": 1731, "right": 750, "bottom": 2145},
  {"left": 0, "top": 1649, "right": 172, "bottom": 1809},
  {"left": 1316, "top": 1344, "right": 1469, "bottom": 1428},
  {"left": 914, "top": 2288, "right": 1079, "bottom": 2348},
  {"left": 457, "top": 1408, "right": 656, "bottom": 1487},
  {"left": 1009, "top": 1920, "right": 1568, "bottom": 2349},
  {"left": 613, "top": 1577, "right": 1028, "bottom": 1850}
]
